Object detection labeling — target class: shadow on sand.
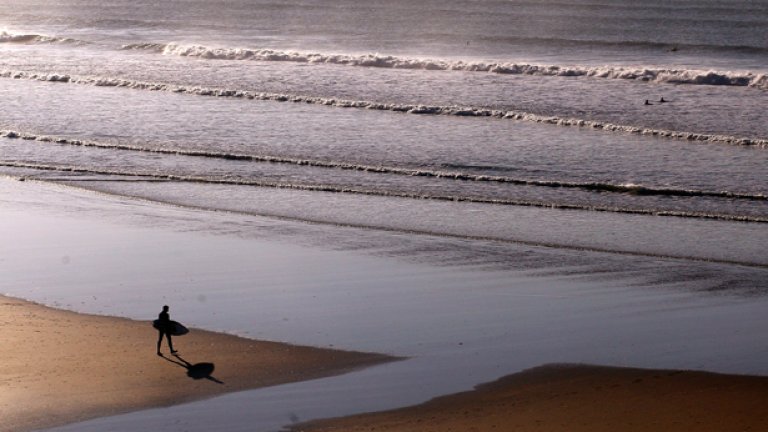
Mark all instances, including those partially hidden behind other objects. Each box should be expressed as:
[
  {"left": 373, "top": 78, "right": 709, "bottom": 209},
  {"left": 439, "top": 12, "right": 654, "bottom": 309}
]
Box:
[{"left": 160, "top": 353, "right": 224, "bottom": 384}]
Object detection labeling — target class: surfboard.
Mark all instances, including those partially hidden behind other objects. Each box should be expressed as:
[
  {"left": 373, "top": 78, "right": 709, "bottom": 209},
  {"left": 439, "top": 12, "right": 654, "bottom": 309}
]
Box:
[{"left": 153, "top": 319, "right": 189, "bottom": 336}]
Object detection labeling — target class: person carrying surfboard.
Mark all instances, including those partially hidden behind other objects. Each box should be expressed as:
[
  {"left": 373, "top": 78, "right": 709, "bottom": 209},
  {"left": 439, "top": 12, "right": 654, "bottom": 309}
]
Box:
[{"left": 156, "top": 305, "right": 178, "bottom": 356}]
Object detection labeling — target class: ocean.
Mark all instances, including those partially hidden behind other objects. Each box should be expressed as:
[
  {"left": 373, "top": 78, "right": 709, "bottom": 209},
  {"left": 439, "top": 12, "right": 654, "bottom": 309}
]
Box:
[
  {"left": 1, "top": 0, "right": 767, "bottom": 430},
  {"left": 1, "top": 0, "right": 766, "bottom": 261}
]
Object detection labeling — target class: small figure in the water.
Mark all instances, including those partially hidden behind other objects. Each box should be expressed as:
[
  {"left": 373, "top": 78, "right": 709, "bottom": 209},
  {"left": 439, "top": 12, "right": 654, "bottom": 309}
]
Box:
[
  {"left": 157, "top": 305, "right": 178, "bottom": 356},
  {"left": 644, "top": 99, "right": 652, "bottom": 105},
  {"left": 659, "top": 97, "right": 667, "bottom": 103}
]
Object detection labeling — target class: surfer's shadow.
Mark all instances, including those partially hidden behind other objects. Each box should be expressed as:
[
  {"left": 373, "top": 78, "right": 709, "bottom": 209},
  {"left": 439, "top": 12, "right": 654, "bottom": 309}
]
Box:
[{"left": 161, "top": 354, "right": 224, "bottom": 384}]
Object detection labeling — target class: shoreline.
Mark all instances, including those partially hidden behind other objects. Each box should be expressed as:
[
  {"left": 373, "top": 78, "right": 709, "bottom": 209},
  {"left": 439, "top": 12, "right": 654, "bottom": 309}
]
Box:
[
  {"left": 0, "top": 295, "right": 396, "bottom": 432},
  {"left": 4, "top": 176, "right": 768, "bottom": 432},
  {"left": 294, "top": 363, "right": 768, "bottom": 432}
]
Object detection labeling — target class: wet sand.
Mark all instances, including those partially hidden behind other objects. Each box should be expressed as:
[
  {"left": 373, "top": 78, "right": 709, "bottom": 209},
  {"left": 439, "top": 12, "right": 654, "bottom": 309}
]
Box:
[
  {"left": 0, "top": 296, "right": 394, "bottom": 432},
  {"left": 295, "top": 364, "right": 768, "bottom": 432}
]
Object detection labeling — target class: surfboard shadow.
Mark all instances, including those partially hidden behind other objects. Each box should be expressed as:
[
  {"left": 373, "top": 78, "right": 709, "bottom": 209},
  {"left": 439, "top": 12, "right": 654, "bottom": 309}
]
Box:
[{"left": 161, "top": 354, "right": 224, "bottom": 384}]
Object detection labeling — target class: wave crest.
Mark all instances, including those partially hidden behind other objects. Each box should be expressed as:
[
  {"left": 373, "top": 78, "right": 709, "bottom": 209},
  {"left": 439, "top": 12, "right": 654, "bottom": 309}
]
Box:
[
  {"left": 0, "top": 30, "right": 80, "bottom": 45},
  {"left": 124, "top": 42, "right": 768, "bottom": 90}
]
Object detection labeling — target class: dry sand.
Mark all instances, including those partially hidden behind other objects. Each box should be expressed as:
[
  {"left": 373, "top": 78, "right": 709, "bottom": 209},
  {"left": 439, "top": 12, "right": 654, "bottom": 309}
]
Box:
[
  {"left": 0, "top": 295, "right": 394, "bottom": 432},
  {"left": 294, "top": 363, "right": 768, "bottom": 432}
]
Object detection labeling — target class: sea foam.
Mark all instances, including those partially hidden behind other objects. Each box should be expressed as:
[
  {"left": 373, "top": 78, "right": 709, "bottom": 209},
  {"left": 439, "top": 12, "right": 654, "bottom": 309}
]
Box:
[
  {"left": 119, "top": 42, "right": 768, "bottom": 90},
  {"left": 0, "top": 30, "right": 80, "bottom": 45}
]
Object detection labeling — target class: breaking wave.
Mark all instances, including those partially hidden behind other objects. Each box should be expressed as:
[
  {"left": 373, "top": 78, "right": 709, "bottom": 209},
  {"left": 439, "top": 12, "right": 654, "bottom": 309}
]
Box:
[
  {"left": 1, "top": 69, "right": 767, "bottom": 148},
  {"left": 1, "top": 128, "right": 766, "bottom": 204},
  {"left": 120, "top": 42, "right": 768, "bottom": 90},
  {"left": 1, "top": 159, "right": 765, "bottom": 224},
  {"left": 0, "top": 30, "right": 81, "bottom": 45}
]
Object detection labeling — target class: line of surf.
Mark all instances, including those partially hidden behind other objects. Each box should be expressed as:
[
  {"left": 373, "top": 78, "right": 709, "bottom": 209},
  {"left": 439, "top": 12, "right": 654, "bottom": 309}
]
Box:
[
  {"left": 0, "top": 30, "right": 84, "bottom": 45},
  {"left": 2, "top": 129, "right": 765, "bottom": 202},
  {"left": 119, "top": 42, "right": 768, "bottom": 90},
  {"left": 1, "top": 69, "right": 766, "bottom": 148},
  {"left": 2, "top": 160, "right": 766, "bottom": 224}
]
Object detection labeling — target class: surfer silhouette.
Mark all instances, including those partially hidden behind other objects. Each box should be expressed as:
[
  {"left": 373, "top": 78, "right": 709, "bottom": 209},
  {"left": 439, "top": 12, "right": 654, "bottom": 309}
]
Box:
[{"left": 156, "top": 305, "right": 177, "bottom": 356}]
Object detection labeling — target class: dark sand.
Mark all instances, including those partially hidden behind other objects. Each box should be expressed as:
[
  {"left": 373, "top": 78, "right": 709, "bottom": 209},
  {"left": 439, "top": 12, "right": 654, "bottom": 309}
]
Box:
[
  {"left": 294, "top": 364, "right": 768, "bottom": 432},
  {"left": 0, "top": 295, "right": 394, "bottom": 432}
]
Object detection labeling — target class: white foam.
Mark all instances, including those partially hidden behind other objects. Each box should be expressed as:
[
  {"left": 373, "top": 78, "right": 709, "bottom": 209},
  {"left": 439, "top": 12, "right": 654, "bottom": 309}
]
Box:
[
  {"left": 143, "top": 43, "right": 768, "bottom": 90},
  {"left": 0, "top": 30, "right": 80, "bottom": 45}
]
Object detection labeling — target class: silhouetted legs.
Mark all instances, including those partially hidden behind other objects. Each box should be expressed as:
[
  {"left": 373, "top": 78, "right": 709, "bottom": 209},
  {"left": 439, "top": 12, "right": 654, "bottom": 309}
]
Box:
[{"left": 157, "top": 330, "right": 176, "bottom": 355}]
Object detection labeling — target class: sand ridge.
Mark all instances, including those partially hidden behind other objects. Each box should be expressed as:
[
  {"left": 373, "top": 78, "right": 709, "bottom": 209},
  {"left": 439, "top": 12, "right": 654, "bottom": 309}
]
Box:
[
  {"left": 294, "top": 363, "right": 768, "bottom": 432},
  {"left": 0, "top": 296, "right": 395, "bottom": 432}
]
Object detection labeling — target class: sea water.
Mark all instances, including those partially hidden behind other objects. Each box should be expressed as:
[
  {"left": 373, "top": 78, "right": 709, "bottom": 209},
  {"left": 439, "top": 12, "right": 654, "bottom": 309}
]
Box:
[
  {"left": 1, "top": 1, "right": 767, "bottom": 248},
  {"left": 0, "top": 0, "right": 767, "bottom": 430}
]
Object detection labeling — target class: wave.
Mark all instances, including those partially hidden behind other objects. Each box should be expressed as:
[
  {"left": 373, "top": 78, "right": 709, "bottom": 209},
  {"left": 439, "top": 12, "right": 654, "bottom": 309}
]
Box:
[
  {"left": 120, "top": 42, "right": 167, "bottom": 51},
  {"left": 1, "top": 69, "right": 766, "bottom": 148},
  {"left": 1, "top": 159, "right": 765, "bottom": 224},
  {"left": 119, "top": 42, "right": 768, "bottom": 90},
  {"left": 1, "top": 128, "right": 765, "bottom": 203},
  {"left": 0, "top": 30, "right": 81, "bottom": 45}
]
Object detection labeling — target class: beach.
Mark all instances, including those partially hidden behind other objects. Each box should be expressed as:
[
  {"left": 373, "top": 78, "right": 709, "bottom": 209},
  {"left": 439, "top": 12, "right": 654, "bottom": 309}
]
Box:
[
  {"left": 295, "top": 364, "right": 768, "bottom": 432},
  {"left": 0, "top": 294, "right": 391, "bottom": 432},
  {"left": 4, "top": 284, "right": 768, "bottom": 432},
  {"left": 4, "top": 277, "right": 768, "bottom": 432}
]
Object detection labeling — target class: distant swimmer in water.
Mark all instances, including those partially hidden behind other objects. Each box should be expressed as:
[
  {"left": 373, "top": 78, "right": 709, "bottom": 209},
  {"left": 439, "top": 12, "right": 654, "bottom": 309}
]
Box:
[
  {"left": 659, "top": 97, "right": 667, "bottom": 103},
  {"left": 644, "top": 99, "right": 652, "bottom": 105}
]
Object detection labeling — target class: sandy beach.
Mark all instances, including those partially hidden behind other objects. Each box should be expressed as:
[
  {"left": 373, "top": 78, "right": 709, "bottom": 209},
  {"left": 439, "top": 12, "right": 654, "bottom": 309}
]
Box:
[
  {"left": 295, "top": 364, "right": 768, "bottom": 432},
  {"left": 0, "top": 295, "right": 393, "bottom": 432},
  {"left": 5, "top": 284, "right": 768, "bottom": 432}
]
